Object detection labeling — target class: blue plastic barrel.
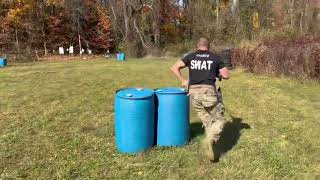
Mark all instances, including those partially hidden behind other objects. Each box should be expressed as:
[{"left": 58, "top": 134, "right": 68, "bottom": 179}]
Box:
[
  {"left": 0, "top": 58, "right": 7, "bottom": 67},
  {"left": 115, "top": 88, "right": 155, "bottom": 154},
  {"left": 156, "top": 87, "right": 190, "bottom": 146},
  {"left": 116, "top": 53, "right": 126, "bottom": 61}
]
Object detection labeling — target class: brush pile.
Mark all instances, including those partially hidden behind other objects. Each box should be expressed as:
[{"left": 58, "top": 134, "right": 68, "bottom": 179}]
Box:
[{"left": 231, "top": 36, "right": 320, "bottom": 81}]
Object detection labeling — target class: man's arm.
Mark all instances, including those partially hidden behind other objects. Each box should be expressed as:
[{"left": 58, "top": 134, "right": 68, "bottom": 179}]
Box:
[
  {"left": 170, "top": 60, "right": 189, "bottom": 87},
  {"left": 219, "top": 67, "right": 230, "bottom": 79}
]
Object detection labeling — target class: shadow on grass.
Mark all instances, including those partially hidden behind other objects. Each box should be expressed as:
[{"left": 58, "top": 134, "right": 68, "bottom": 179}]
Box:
[
  {"left": 190, "top": 122, "right": 204, "bottom": 140},
  {"left": 215, "top": 117, "right": 250, "bottom": 161},
  {"left": 190, "top": 117, "right": 250, "bottom": 162}
]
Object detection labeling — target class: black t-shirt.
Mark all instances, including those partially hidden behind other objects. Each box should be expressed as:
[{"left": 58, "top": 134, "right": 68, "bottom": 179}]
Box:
[{"left": 182, "top": 50, "right": 225, "bottom": 86}]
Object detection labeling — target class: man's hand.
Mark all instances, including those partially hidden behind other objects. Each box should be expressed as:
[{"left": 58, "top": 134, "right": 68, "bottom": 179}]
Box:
[
  {"left": 181, "top": 79, "right": 189, "bottom": 88},
  {"left": 219, "top": 67, "right": 230, "bottom": 79}
]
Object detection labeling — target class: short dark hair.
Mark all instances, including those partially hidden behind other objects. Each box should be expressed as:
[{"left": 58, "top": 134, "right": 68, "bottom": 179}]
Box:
[{"left": 197, "top": 37, "right": 210, "bottom": 49}]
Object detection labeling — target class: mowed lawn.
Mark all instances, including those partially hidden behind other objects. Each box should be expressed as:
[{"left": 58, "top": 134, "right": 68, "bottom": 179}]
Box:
[{"left": 0, "top": 58, "right": 319, "bottom": 179}]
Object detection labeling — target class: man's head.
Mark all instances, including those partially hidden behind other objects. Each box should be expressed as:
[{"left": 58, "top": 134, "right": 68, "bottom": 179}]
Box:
[{"left": 197, "top": 37, "right": 210, "bottom": 51}]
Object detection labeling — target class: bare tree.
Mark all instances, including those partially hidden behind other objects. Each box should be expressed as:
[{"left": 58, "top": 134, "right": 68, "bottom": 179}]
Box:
[
  {"left": 65, "top": 0, "right": 86, "bottom": 56},
  {"left": 108, "top": 0, "right": 159, "bottom": 56}
]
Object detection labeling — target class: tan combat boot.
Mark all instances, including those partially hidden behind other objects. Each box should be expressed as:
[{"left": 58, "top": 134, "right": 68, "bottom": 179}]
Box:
[{"left": 201, "top": 138, "right": 216, "bottom": 162}]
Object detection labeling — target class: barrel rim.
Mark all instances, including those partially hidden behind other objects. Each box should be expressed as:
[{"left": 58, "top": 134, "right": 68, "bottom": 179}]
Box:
[
  {"left": 116, "top": 87, "right": 154, "bottom": 99},
  {"left": 155, "top": 87, "right": 187, "bottom": 94}
]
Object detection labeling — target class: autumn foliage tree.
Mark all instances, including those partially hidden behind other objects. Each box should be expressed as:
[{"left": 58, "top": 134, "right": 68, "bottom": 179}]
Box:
[
  {"left": 0, "top": 0, "right": 319, "bottom": 60},
  {"left": 0, "top": 0, "right": 113, "bottom": 60}
]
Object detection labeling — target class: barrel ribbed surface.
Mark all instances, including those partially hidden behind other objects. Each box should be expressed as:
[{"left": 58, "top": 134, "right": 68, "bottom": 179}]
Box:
[
  {"left": 156, "top": 88, "right": 190, "bottom": 146},
  {"left": 115, "top": 88, "right": 155, "bottom": 154}
]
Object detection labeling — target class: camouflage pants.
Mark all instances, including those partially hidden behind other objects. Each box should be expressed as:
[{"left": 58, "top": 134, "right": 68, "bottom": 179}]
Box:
[{"left": 189, "top": 85, "right": 225, "bottom": 142}]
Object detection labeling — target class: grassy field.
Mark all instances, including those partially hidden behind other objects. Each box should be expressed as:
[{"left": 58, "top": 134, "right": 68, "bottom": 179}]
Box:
[{"left": 0, "top": 58, "right": 319, "bottom": 179}]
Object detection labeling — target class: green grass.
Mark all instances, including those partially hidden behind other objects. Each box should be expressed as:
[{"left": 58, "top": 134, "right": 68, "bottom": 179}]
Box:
[{"left": 0, "top": 58, "right": 319, "bottom": 179}]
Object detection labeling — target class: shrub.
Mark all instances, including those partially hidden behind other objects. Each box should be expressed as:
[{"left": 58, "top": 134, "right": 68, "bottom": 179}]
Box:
[
  {"left": 231, "top": 36, "right": 320, "bottom": 81},
  {"left": 162, "top": 41, "right": 195, "bottom": 57},
  {"left": 118, "top": 41, "right": 143, "bottom": 58},
  {"left": 3, "top": 53, "right": 36, "bottom": 63}
]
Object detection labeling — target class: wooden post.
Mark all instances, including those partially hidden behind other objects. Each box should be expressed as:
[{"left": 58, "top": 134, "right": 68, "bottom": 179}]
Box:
[
  {"left": 15, "top": 28, "right": 20, "bottom": 53},
  {"left": 78, "top": 33, "right": 82, "bottom": 57},
  {"left": 44, "top": 41, "right": 47, "bottom": 56}
]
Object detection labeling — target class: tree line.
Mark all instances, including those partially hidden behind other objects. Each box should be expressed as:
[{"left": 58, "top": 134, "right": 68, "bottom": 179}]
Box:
[{"left": 0, "top": 0, "right": 319, "bottom": 60}]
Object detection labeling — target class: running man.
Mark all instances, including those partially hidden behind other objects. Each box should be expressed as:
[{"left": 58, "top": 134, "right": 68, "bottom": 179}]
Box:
[{"left": 170, "top": 37, "right": 230, "bottom": 162}]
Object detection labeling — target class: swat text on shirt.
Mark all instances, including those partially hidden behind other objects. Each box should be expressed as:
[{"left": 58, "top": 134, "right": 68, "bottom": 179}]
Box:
[{"left": 190, "top": 60, "right": 213, "bottom": 70}]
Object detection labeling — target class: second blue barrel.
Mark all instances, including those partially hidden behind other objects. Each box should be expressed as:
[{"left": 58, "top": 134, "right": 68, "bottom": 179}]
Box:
[
  {"left": 116, "top": 53, "right": 126, "bottom": 61},
  {"left": 156, "top": 87, "right": 190, "bottom": 146},
  {"left": 115, "top": 88, "right": 155, "bottom": 154},
  {"left": 0, "top": 58, "right": 7, "bottom": 67}
]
